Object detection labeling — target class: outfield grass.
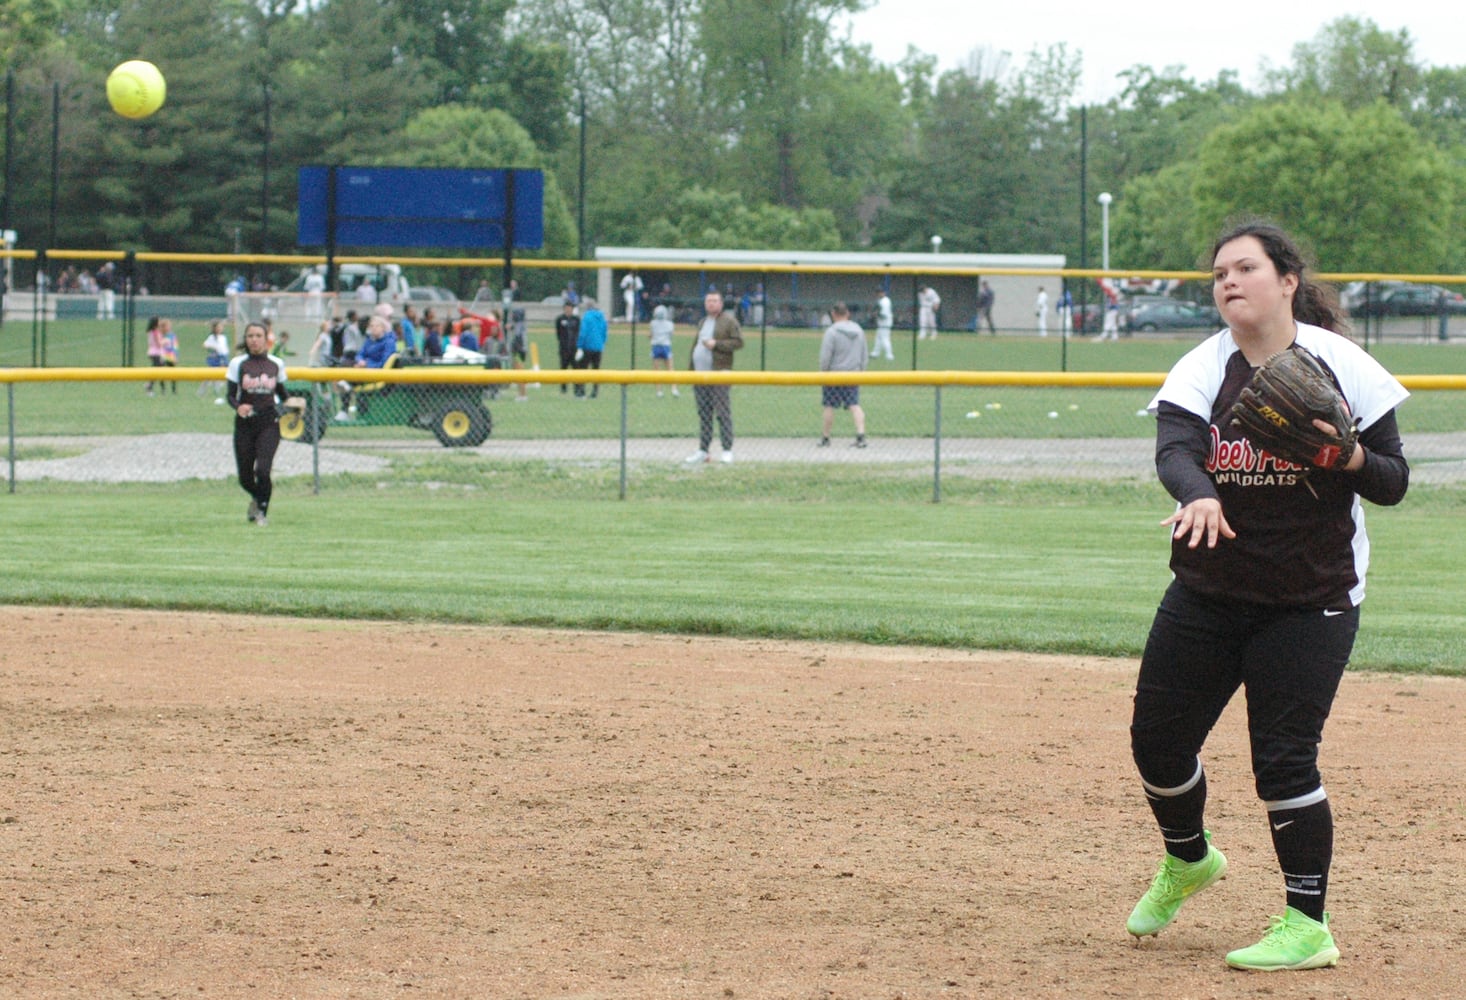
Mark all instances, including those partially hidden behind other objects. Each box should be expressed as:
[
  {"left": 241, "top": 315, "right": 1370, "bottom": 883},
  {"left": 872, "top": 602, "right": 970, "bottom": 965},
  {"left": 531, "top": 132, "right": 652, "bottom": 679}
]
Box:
[
  {"left": 0, "top": 481, "right": 1460, "bottom": 675},
  {"left": 5, "top": 321, "right": 1461, "bottom": 675}
]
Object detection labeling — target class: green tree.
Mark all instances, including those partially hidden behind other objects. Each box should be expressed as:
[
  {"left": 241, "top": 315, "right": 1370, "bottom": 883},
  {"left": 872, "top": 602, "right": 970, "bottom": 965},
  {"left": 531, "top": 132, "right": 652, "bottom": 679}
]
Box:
[
  {"left": 1412, "top": 65, "right": 1466, "bottom": 151},
  {"left": 0, "top": 0, "right": 62, "bottom": 64},
  {"left": 80, "top": 0, "right": 257, "bottom": 277},
  {"left": 1107, "top": 163, "right": 1201, "bottom": 272},
  {"left": 1266, "top": 16, "right": 1421, "bottom": 110},
  {"left": 641, "top": 186, "right": 840, "bottom": 249},
  {"left": 284, "top": 0, "right": 435, "bottom": 166},
  {"left": 1188, "top": 100, "right": 1458, "bottom": 272},
  {"left": 697, "top": 0, "right": 866, "bottom": 209},
  {"left": 871, "top": 65, "right": 1075, "bottom": 255}
]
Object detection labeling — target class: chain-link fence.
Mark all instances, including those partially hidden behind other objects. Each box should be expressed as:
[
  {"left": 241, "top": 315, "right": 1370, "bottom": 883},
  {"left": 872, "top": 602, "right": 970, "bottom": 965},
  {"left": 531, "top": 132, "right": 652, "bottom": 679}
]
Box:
[
  {"left": 6, "top": 364, "right": 1466, "bottom": 504},
  {"left": 4, "top": 252, "right": 1465, "bottom": 504}
]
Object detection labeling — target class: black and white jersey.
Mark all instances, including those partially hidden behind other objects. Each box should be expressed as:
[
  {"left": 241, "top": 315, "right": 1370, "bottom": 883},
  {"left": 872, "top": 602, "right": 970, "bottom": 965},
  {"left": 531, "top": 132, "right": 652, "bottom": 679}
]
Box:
[
  {"left": 1149, "top": 323, "right": 1409, "bottom": 609},
  {"left": 226, "top": 352, "right": 288, "bottom": 416}
]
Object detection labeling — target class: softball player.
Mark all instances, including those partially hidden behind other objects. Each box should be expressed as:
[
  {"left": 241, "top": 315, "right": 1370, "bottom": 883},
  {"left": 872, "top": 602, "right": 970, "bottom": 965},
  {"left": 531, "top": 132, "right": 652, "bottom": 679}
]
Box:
[
  {"left": 227, "top": 322, "right": 289, "bottom": 527},
  {"left": 1126, "top": 222, "right": 1410, "bottom": 970}
]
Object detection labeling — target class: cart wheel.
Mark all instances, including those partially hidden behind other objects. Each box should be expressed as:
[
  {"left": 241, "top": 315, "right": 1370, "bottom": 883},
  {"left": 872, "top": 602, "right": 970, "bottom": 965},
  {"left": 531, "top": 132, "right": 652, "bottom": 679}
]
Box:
[
  {"left": 279, "top": 399, "right": 327, "bottom": 444},
  {"left": 432, "top": 403, "right": 492, "bottom": 447}
]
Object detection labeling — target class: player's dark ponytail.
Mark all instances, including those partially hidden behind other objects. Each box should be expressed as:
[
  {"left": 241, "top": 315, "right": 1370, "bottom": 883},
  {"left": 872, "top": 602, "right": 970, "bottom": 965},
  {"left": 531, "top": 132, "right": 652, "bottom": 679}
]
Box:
[{"left": 1210, "top": 220, "right": 1346, "bottom": 334}]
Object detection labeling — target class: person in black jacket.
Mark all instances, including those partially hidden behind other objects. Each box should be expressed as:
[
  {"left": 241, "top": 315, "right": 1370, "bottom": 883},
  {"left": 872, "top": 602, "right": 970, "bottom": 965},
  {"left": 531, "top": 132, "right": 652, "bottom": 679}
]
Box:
[{"left": 554, "top": 301, "right": 580, "bottom": 394}]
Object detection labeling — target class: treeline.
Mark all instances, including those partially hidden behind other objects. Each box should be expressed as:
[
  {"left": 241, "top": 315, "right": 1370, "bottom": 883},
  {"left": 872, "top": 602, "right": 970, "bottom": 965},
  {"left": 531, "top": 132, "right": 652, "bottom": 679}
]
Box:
[{"left": 2, "top": 2, "right": 1464, "bottom": 296}]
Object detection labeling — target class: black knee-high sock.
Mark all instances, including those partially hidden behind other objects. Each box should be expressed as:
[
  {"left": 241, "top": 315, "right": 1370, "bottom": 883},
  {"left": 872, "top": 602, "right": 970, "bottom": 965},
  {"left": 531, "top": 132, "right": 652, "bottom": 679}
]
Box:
[
  {"left": 1267, "top": 798, "right": 1332, "bottom": 921},
  {"left": 1144, "top": 768, "right": 1208, "bottom": 863}
]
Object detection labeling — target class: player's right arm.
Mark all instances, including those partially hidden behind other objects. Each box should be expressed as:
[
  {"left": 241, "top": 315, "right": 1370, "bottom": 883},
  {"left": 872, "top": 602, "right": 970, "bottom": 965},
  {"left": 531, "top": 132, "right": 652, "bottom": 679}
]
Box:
[{"left": 1155, "top": 402, "right": 1234, "bottom": 549}]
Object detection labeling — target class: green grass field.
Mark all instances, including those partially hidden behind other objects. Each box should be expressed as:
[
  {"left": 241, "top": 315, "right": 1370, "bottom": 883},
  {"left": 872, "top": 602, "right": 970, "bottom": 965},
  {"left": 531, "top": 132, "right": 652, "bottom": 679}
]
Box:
[
  {"left": 4, "top": 319, "right": 1462, "bottom": 676},
  {"left": 0, "top": 481, "right": 1461, "bottom": 675}
]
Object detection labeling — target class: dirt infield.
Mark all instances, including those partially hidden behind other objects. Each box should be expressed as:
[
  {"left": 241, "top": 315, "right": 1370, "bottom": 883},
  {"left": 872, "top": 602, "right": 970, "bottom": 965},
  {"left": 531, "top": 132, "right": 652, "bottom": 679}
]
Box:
[{"left": 2, "top": 607, "right": 1461, "bottom": 999}]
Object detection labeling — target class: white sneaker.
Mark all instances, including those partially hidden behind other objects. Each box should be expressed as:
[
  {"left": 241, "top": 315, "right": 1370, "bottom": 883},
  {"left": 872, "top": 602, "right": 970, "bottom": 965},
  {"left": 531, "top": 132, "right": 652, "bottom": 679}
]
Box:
[
  {"left": 720, "top": 452, "right": 734, "bottom": 465},
  {"left": 684, "top": 450, "right": 708, "bottom": 464},
  {"left": 214, "top": 397, "right": 225, "bottom": 405},
  {"left": 334, "top": 410, "right": 350, "bottom": 421},
  {"left": 671, "top": 388, "right": 680, "bottom": 397}
]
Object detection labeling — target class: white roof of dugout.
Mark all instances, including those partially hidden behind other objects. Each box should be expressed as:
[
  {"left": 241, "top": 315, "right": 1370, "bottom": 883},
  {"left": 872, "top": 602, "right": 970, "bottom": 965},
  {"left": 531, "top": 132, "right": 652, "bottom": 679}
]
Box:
[{"left": 594, "top": 247, "right": 1065, "bottom": 270}]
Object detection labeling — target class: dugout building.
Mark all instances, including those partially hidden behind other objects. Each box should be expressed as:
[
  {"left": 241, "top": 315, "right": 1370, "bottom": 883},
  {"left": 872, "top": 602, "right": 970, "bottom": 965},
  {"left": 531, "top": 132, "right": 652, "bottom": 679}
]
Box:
[{"left": 594, "top": 247, "right": 1066, "bottom": 334}]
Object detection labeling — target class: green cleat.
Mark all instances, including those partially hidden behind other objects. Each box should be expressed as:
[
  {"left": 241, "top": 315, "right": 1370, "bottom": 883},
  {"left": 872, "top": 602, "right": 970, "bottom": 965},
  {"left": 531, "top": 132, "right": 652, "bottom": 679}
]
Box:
[
  {"left": 1225, "top": 907, "right": 1339, "bottom": 971},
  {"left": 1126, "top": 833, "right": 1228, "bottom": 937}
]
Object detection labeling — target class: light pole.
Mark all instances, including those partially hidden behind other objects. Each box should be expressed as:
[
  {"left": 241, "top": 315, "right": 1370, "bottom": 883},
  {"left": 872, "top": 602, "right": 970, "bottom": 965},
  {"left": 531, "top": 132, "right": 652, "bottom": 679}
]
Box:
[
  {"left": 1097, "top": 192, "right": 1112, "bottom": 272},
  {"left": 931, "top": 234, "right": 942, "bottom": 254}
]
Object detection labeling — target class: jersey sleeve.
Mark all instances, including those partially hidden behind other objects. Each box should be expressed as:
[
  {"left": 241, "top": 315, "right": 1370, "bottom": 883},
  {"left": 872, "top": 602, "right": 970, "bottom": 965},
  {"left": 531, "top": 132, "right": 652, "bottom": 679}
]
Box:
[
  {"left": 1148, "top": 331, "right": 1234, "bottom": 420},
  {"left": 1295, "top": 325, "right": 1409, "bottom": 432}
]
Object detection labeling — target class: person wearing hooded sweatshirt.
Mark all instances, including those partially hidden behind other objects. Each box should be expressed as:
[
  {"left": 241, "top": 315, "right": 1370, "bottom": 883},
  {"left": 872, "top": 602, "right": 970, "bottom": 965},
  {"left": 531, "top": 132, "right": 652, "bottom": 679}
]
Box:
[
  {"left": 648, "top": 304, "right": 679, "bottom": 397},
  {"left": 818, "top": 302, "right": 869, "bottom": 447}
]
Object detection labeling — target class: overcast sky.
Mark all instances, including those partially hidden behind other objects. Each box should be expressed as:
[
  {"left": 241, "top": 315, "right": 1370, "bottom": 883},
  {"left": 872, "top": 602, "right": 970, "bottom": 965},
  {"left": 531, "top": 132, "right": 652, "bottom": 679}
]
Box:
[{"left": 844, "top": 1, "right": 1465, "bottom": 105}]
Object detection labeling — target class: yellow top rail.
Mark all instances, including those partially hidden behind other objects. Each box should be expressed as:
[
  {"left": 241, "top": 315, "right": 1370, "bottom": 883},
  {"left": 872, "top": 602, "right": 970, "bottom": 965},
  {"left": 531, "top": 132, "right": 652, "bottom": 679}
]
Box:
[
  {"left": 0, "top": 367, "right": 1462, "bottom": 391},
  {"left": 3, "top": 248, "right": 1465, "bottom": 285}
]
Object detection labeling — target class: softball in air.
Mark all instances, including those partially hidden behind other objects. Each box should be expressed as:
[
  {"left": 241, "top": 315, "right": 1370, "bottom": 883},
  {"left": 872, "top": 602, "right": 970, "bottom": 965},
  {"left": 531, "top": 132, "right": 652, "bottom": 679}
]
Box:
[{"left": 107, "top": 61, "right": 166, "bottom": 119}]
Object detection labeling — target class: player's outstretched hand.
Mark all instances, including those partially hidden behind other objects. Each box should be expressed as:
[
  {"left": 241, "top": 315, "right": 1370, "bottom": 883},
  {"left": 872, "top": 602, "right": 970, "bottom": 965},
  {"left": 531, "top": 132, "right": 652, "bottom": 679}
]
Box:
[{"left": 1162, "top": 497, "right": 1236, "bottom": 550}]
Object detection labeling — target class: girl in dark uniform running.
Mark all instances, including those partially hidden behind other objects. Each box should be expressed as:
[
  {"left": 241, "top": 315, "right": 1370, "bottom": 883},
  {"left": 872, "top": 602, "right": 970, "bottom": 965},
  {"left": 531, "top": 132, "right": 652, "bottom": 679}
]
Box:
[
  {"left": 226, "top": 322, "right": 290, "bottom": 526},
  {"left": 1125, "top": 222, "right": 1409, "bottom": 970}
]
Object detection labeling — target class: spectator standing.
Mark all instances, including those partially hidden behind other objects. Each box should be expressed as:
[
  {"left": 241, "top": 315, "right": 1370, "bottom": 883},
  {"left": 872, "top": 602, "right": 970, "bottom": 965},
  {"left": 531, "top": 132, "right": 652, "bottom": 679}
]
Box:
[
  {"left": 574, "top": 300, "right": 608, "bottom": 398},
  {"left": 1035, "top": 286, "right": 1050, "bottom": 337},
  {"left": 200, "top": 319, "right": 231, "bottom": 403},
  {"left": 341, "top": 313, "right": 366, "bottom": 363},
  {"left": 227, "top": 322, "right": 289, "bottom": 527},
  {"left": 977, "top": 280, "right": 997, "bottom": 334},
  {"left": 303, "top": 268, "right": 326, "bottom": 320},
  {"left": 649, "top": 304, "right": 679, "bottom": 397},
  {"left": 95, "top": 262, "right": 117, "bottom": 319},
  {"left": 620, "top": 272, "right": 644, "bottom": 323},
  {"left": 422, "top": 320, "right": 445, "bottom": 359},
  {"left": 554, "top": 302, "right": 580, "bottom": 394},
  {"left": 1058, "top": 287, "right": 1074, "bottom": 334},
  {"left": 144, "top": 316, "right": 167, "bottom": 396},
  {"left": 355, "top": 276, "right": 377, "bottom": 308},
  {"left": 160, "top": 319, "right": 180, "bottom": 393},
  {"left": 818, "top": 303, "right": 869, "bottom": 448},
  {"left": 871, "top": 287, "right": 895, "bottom": 360},
  {"left": 399, "top": 305, "right": 419, "bottom": 355},
  {"left": 684, "top": 289, "right": 744, "bottom": 465},
  {"left": 1100, "top": 298, "right": 1121, "bottom": 341},
  {"left": 918, "top": 285, "right": 941, "bottom": 339},
  {"left": 308, "top": 320, "right": 333, "bottom": 368}
]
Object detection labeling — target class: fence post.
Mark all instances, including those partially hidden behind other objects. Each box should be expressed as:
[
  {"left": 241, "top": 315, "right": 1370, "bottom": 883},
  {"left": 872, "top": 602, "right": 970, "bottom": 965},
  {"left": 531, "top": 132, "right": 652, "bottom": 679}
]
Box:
[
  {"left": 932, "top": 384, "right": 942, "bottom": 504},
  {"left": 310, "top": 380, "right": 322, "bottom": 495},
  {"left": 7, "top": 382, "right": 15, "bottom": 494},
  {"left": 618, "top": 382, "right": 629, "bottom": 500}
]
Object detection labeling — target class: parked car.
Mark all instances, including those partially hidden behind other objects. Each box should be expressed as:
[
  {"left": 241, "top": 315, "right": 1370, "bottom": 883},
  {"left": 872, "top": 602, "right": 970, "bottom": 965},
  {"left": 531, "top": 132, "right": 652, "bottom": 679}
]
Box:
[
  {"left": 1124, "top": 301, "right": 1222, "bottom": 333},
  {"left": 407, "top": 285, "right": 460, "bottom": 306},
  {"left": 1346, "top": 281, "right": 1466, "bottom": 317},
  {"left": 1072, "top": 303, "right": 1105, "bottom": 334}
]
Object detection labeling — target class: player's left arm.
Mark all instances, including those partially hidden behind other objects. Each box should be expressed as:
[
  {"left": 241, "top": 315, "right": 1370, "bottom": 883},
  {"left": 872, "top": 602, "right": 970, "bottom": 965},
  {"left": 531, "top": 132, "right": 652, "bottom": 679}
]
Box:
[{"left": 1342, "top": 408, "right": 1409, "bottom": 506}]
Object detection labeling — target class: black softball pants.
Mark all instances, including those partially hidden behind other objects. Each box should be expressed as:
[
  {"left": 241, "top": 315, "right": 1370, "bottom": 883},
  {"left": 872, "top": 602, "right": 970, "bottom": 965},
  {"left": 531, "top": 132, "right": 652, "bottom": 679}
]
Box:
[
  {"left": 233, "top": 413, "right": 281, "bottom": 513},
  {"left": 1131, "top": 580, "right": 1358, "bottom": 804}
]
